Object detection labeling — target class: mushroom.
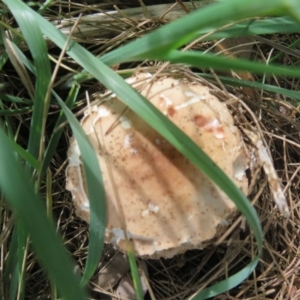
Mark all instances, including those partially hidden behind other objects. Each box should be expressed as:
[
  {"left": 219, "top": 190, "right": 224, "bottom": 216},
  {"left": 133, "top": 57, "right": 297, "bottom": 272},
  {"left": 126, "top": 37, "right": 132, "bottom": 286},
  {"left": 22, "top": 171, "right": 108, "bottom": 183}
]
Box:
[{"left": 66, "top": 73, "right": 250, "bottom": 259}]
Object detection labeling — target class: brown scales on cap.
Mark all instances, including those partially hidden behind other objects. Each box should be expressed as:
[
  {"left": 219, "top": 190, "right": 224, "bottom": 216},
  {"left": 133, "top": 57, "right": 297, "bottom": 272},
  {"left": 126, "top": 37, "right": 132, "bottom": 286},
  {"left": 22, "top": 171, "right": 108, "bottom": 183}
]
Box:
[{"left": 66, "top": 73, "right": 250, "bottom": 259}]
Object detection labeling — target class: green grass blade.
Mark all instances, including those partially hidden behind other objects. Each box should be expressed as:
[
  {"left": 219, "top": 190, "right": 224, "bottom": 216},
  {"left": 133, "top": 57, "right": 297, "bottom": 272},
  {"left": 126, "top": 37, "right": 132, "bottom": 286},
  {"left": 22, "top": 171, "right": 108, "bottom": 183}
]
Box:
[
  {"left": 9, "top": 2, "right": 52, "bottom": 160},
  {"left": 40, "top": 84, "right": 79, "bottom": 180},
  {"left": 127, "top": 251, "right": 144, "bottom": 300},
  {"left": 100, "top": 0, "right": 300, "bottom": 65},
  {"left": 197, "top": 16, "right": 300, "bottom": 40},
  {"left": 192, "top": 257, "right": 259, "bottom": 299},
  {"left": 198, "top": 73, "right": 300, "bottom": 101},
  {"left": 4, "top": 229, "right": 19, "bottom": 300},
  {"left": 270, "top": 35, "right": 300, "bottom": 62},
  {"left": 0, "top": 127, "right": 88, "bottom": 300},
  {"left": 162, "top": 50, "right": 300, "bottom": 78},
  {"left": 15, "top": 221, "right": 27, "bottom": 300},
  {"left": 38, "top": 0, "right": 54, "bottom": 14},
  {"left": 8, "top": 263, "right": 18, "bottom": 300},
  {"left": 0, "top": 94, "right": 31, "bottom": 104},
  {"left": 65, "top": 6, "right": 300, "bottom": 86},
  {"left": 6, "top": 138, "right": 39, "bottom": 170},
  {"left": 9, "top": 41, "right": 36, "bottom": 74},
  {"left": 0, "top": 107, "right": 32, "bottom": 116},
  {"left": 53, "top": 94, "right": 106, "bottom": 287},
  {"left": 0, "top": 32, "right": 10, "bottom": 71}
]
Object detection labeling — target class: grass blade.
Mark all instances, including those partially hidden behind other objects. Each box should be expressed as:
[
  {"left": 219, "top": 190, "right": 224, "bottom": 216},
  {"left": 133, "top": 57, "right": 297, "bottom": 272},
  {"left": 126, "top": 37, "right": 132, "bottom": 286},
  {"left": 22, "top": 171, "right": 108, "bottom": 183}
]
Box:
[
  {"left": 5, "top": 138, "right": 39, "bottom": 170},
  {"left": 162, "top": 50, "right": 300, "bottom": 77},
  {"left": 199, "top": 73, "right": 300, "bottom": 101},
  {"left": 0, "top": 94, "right": 31, "bottom": 104},
  {"left": 193, "top": 257, "right": 259, "bottom": 299},
  {"left": 100, "top": 0, "right": 300, "bottom": 65},
  {"left": 32, "top": 15, "right": 300, "bottom": 89},
  {"left": 0, "top": 127, "right": 88, "bottom": 300},
  {"left": 127, "top": 251, "right": 144, "bottom": 300},
  {"left": 4, "top": 229, "right": 19, "bottom": 300},
  {"left": 40, "top": 84, "right": 79, "bottom": 180},
  {"left": 15, "top": 222, "right": 27, "bottom": 300},
  {"left": 53, "top": 94, "right": 107, "bottom": 287},
  {"left": 197, "top": 16, "right": 300, "bottom": 40},
  {"left": 9, "top": 2, "right": 52, "bottom": 160},
  {"left": 0, "top": 107, "right": 32, "bottom": 116}
]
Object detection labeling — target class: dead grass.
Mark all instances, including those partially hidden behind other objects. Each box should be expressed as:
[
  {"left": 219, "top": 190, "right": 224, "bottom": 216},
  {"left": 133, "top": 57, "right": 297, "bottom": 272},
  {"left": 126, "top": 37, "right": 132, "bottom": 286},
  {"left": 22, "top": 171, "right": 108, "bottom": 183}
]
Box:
[{"left": 1, "top": 1, "right": 300, "bottom": 299}]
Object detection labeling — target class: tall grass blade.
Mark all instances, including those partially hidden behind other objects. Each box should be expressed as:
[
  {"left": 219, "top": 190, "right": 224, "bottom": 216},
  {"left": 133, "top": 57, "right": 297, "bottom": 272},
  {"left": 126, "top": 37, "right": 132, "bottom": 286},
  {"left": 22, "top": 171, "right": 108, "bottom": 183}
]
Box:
[
  {"left": 9, "top": 2, "right": 52, "bottom": 160},
  {"left": 0, "top": 127, "right": 88, "bottom": 300},
  {"left": 0, "top": 107, "right": 32, "bottom": 116},
  {"left": 15, "top": 222, "right": 27, "bottom": 300},
  {"left": 100, "top": 0, "right": 300, "bottom": 65},
  {"left": 52, "top": 93, "right": 107, "bottom": 287},
  {"left": 127, "top": 251, "right": 144, "bottom": 300},
  {"left": 199, "top": 73, "right": 300, "bottom": 101},
  {"left": 0, "top": 94, "right": 31, "bottom": 104},
  {"left": 197, "top": 16, "right": 300, "bottom": 40},
  {"left": 4, "top": 229, "right": 19, "bottom": 300},
  {"left": 4, "top": 138, "right": 39, "bottom": 170},
  {"left": 192, "top": 257, "right": 259, "bottom": 299},
  {"left": 162, "top": 50, "right": 300, "bottom": 77},
  {"left": 40, "top": 84, "right": 79, "bottom": 180}
]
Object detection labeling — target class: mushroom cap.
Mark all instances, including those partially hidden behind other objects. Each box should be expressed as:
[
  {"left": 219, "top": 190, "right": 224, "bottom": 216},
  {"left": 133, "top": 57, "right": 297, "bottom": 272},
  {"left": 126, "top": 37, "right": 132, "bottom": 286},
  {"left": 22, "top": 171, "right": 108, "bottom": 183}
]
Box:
[{"left": 66, "top": 73, "right": 249, "bottom": 259}]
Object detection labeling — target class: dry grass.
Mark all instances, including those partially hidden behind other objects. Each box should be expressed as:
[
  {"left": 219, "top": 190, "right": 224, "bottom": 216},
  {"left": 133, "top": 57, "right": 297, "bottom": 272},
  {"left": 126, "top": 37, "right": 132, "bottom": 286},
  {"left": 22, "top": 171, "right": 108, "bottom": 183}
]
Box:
[{"left": 1, "top": 1, "right": 300, "bottom": 299}]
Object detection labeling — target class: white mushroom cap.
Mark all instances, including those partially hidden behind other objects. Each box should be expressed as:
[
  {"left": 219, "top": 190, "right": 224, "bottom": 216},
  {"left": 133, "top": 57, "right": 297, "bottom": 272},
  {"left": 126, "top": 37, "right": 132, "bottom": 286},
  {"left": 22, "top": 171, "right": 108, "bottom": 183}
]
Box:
[{"left": 66, "top": 73, "right": 249, "bottom": 259}]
